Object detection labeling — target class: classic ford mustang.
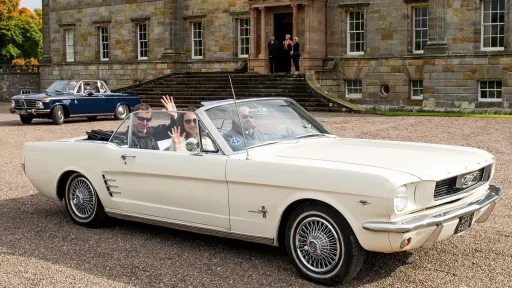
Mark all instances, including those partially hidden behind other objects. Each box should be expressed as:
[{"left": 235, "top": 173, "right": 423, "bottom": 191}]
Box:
[
  {"left": 10, "top": 80, "right": 140, "bottom": 125},
  {"left": 20, "top": 97, "right": 502, "bottom": 286}
]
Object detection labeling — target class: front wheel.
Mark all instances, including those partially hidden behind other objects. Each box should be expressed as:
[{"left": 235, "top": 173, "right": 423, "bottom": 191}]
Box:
[
  {"left": 64, "top": 173, "right": 106, "bottom": 228},
  {"left": 51, "top": 105, "right": 65, "bottom": 125},
  {"left": 284, "top": 202, "right": 365, "bottom": 286}
]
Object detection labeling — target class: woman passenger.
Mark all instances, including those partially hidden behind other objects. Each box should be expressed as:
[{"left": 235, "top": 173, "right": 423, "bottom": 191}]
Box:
[{"left": 166, "top": 108, "right": 215, "bottom": 152}]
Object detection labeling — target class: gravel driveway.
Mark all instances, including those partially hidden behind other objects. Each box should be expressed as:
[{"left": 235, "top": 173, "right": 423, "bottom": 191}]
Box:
[{"left": 0, "top": 105, "right": 510, "bottom": 288}]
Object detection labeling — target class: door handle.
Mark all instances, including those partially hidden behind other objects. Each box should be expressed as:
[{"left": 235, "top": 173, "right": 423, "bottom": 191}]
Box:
[{"left": 121, "top": 154, "right": 136, "bottom": 160}]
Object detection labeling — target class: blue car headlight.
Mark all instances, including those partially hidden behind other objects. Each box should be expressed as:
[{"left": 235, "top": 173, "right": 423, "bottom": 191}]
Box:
[{"left": 36, "top": 101, "right": 44, "bottom": 109}]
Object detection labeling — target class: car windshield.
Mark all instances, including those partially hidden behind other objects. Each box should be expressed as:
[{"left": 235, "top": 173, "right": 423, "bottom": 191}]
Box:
[
  {"left": 45, "top": 80, "right": 79, "bottom": 93},
  {"left": 203, "top": 98, "right": 330, "bottom": 152}
]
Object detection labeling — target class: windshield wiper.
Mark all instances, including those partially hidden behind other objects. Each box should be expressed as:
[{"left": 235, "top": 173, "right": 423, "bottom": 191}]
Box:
[{"left": 295, "top": 133, "right": 327, "bottom": 139}]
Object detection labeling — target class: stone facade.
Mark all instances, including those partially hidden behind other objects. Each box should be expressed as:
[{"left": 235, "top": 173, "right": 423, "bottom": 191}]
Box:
[
  {"left": 0, "top": 66, "right": 40, "bottom": 101},
  {"left": 39, "top": 0, "right": 251, "bottom": 90},
  {"left": 322, "top": 0, "right": 512, "bottom": 111},
  {"left": 40, "top": 0, "right": 512, "bottom": 111}
]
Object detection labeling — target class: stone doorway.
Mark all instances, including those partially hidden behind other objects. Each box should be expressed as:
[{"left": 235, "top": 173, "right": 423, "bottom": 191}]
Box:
[{"left": 273, "top": 12, "right": 293, "bottom": 73}]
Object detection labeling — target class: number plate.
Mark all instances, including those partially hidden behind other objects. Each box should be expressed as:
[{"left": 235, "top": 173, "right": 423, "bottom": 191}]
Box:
[
  {"left": 454, "top": 213, "right": 474, "bottom": 235},
  {"left": 18, "top": 110, "right": 27, "bottom": 115}
]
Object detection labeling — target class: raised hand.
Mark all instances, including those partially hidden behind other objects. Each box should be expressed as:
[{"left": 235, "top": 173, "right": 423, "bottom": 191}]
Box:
[
  {"left": 168, "top": 126, "right": 185, "bottom": 151},
  {"left": 161, "top": 95, "right": 177, "bottom": 119}
]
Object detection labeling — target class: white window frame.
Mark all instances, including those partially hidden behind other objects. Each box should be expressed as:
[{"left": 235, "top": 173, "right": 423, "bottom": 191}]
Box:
[
  {"left": 346, "top": 79, "right": 363, "bottom": 98},
  {"left": 99, "top": 26, "right": 110, "bottom": 61},
  {"left": 20, "top": 89, "right": 32, "bottom": 94},
  {"left": 412, "top": 6, "right": 429, "bottom": 54},
  {"left": 411, "top": 80, "right": 424, "bottom": 100},
  {"left": 478, "top": 80, "right": 503, "bottom": 102},
  {"left": 137, "top": 23, "right": 148, "bottom": 60},
  {"left": 481, "top": 0, "right": 505, "bottom": 51},
  {"left": 192, "top": 22, "right": 204, "bottom": 59},
  {"left": 238, "top": 18, "right": 250, "bottom": 58},
  {"left": 65, "top": 28, "right": 74, "bottom": 62},
  {"left": 347, "top": 10, "right": 365, "bottom": 55}
]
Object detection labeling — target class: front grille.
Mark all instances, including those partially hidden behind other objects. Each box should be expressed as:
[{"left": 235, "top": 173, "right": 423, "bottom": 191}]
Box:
[
  {"left": 434, "top": 165, "right": 492, "bottom": 200},
  {"left": 13, "top": 99, "right": 38, "bottom": 109}
]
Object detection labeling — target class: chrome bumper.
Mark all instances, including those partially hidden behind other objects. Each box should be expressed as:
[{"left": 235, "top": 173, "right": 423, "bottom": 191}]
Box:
[{"left": 363, "top": 185, "right": 502, "bottom": 233}]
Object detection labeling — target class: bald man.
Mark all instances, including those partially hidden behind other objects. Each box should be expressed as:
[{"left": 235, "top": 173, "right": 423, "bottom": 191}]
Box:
[{"left": 223, "top": 106, "right": 264, "bottom": 151}]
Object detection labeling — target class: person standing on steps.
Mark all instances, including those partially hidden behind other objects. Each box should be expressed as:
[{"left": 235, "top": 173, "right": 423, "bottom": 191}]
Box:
[
  {"left": 268, "top": 35, "right": 280, "bottom": 75},
  {"left": 283, "top": 34, "right": 293, "bottom": 76},
  {"left": 292, "top": 37, "right": 301, "bottom": 74}
]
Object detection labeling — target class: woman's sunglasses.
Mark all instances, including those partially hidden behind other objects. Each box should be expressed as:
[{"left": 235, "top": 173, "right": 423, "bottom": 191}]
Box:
[
  {"left": 135, "top": 115, "right": 152, "bottom": 122},
  {"left": 184, "top": 118, "right": 197, "bottom": 125}
]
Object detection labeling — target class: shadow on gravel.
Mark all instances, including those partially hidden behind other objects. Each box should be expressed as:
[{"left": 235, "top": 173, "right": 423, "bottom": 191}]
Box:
[{"left": 0, "top": 194, "right": 411, "bottom": 287}]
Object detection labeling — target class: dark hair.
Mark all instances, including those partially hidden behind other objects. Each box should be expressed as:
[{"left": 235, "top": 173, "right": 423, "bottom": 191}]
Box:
[
  {"left": 133, "top": 103, "right": 151, "bottom": 112},
  {"left": 177, "top": 110, "right": 198, "bottom": 139}
]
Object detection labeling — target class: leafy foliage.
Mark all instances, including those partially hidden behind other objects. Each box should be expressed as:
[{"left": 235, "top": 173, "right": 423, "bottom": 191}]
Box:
[{"left": 0, "top": 0, "right": 43, "bottom": 64}]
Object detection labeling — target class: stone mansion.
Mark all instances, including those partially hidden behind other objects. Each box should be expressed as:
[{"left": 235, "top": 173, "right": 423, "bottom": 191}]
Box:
[{"left": 39, "top": 0, "right": 512, "bottom": 110}]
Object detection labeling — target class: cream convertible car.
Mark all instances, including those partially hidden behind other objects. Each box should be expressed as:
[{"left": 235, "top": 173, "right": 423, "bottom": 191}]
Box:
[{"left": 21, "top": 98, "right": 501, "bottom": 286}]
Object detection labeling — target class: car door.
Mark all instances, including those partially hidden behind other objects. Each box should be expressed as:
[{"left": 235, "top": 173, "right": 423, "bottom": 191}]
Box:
[
  {"left": 73, "top": 81, "right": 106, "bottom": 115},
  {"left": 113, "top": 147, "right": 231, "bottom": 229}
]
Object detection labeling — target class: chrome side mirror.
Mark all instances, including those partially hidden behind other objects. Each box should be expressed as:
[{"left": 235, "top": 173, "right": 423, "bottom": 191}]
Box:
[{"left": 185, "top": 138, "right": 202, "bottom": 155}]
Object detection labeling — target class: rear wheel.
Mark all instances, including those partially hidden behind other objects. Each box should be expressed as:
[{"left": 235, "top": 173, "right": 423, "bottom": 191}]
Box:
[
  {"left": 284, "top": 202, "right": 365, "bottom": 286},
  {"left": 64, "top": 172, "right": 106, "bottom": 228},
  {"left": 51, "top": 105, "right": 65, "bottom": 125},
  {"left": 115, "top": 104, "right": 129, "bottom": 120},
  {"left": 19, "top": 115, "right": 33, "bottom": 124}
]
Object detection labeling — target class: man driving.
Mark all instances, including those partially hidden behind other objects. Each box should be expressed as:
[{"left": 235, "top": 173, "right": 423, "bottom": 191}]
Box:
[
  {"left": 222, "top": 106, "right": 264, "bottom": 151},
  {"left": 129, "top": 95, "right": 179, "bottom": 150}
]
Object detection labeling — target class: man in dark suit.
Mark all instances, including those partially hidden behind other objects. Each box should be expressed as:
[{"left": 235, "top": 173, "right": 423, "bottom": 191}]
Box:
[{"left": 268, "top": 35, "right": 280, "bottom": 74}]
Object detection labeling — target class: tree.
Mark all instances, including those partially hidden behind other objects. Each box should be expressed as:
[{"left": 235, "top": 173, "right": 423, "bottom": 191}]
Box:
[{"left": 0, "top": 0, "right": 43, "bottom": 64}]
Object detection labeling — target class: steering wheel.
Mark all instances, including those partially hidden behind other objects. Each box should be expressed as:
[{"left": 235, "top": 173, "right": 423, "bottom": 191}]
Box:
[{"left": 271, "top": 125, "right": 296, "bottom": 137}]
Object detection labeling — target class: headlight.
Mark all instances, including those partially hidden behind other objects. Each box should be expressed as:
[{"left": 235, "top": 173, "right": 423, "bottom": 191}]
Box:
[
  {"left": 36, "top": 101, "right": 43, "bottom": 109},
  {"left": 394, "top": 185, "right": 408, "bottom": 212},
  {"left": 11, "top": 100, "right": 15, "bottom": 108}
]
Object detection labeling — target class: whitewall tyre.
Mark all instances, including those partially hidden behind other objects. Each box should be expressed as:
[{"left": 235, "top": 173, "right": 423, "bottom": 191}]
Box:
[
  {"left": 284, "top": 203, "right": 365, "bottom": 286},
  {"left": 64, "top": 173, "right": 106, "bottom": 228}
]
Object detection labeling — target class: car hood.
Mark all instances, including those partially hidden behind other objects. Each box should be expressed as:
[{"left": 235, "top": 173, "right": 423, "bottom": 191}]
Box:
[
  {"left": 11, "top": 92, "right": 71, "bottom": 100},
  {"left": 261, "top": 137, "right": 494, "bottom": 180}
]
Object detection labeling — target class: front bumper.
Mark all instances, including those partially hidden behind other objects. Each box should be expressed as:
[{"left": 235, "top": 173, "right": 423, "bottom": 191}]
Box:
[
  {"left": 10, "top": 108, "right": 50, "bottom": 116},
  {"left": 362, "top": 185, "right": 501, "bottom": 249}
]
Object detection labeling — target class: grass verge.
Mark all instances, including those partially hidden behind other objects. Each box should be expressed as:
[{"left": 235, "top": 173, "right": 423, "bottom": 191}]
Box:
[{"left": 373, "top": 111, "right": 512, "bottom": 118}]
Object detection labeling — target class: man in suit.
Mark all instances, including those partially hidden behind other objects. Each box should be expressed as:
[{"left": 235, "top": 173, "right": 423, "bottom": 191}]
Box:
[{"left": 268, "top": 35, "right": 280, "bottom": 74}]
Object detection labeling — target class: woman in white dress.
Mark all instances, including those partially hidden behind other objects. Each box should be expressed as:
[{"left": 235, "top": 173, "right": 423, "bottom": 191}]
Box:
[{"left": 166, "top": 109, "right": 215, "bottom": 152}]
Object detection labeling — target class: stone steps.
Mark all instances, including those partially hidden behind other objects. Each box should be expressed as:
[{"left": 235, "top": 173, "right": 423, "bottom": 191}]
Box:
[{"left": 113, "top": 72, "right": 354, "bottom": 112}]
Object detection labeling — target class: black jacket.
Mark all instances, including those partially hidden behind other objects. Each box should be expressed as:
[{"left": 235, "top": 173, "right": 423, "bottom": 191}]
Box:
[
  {"left": 128, "top": 115, "right": 177, "bottom": 150},
  {"left": 268, "top": 40, "right": 280, "bottom": 58},
  {"left": 292, "top": 42, "right": 300, "bottom": 57}
]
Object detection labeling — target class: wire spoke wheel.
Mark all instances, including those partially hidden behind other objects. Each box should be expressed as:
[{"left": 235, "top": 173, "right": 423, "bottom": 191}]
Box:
[
  {"left": 295, "top": 217, "right": 341, "bottom": 273},
  {"left": 69, "top": 177, "right": 97, "bottom": 219}
]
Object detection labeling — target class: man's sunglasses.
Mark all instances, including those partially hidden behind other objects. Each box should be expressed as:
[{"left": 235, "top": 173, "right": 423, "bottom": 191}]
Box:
[
  {"left": 241, "top": 114, "right": 253, "bottom": 119},
  {"left": 135, "top": 115, "right": 152, "bottom": 122},
  {"left": 184, "top": 118, "right": 197, "bottom": 125}
]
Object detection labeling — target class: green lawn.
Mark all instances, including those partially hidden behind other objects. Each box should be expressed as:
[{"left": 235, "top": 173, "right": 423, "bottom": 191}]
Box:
[{"left": 373, "top": 111, "right": 512, "bottom": 118}]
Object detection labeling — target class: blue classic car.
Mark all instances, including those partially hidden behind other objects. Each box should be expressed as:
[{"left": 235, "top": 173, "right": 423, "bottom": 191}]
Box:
[{"left": 10, "top": 80, "right": 140, "bottom": 125}]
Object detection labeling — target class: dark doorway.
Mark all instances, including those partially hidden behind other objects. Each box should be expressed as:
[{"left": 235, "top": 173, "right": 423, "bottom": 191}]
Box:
[{"left": 273, "top": 13, "right": 293, "bottom": 74}]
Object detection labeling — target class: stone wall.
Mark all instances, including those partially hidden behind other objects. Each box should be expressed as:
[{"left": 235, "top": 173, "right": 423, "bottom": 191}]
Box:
[
  {"left": 317, "top": 0, "right": 512, "bottom": 111},
  {"left": 39, "top": 60, "right": 242, "bottom": 91},
  {"left": 43, "top": 0, "right": 252, "bottom": 91},
  {"left": 0, "top": 66, "right": 40, "bottom": 100}
]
